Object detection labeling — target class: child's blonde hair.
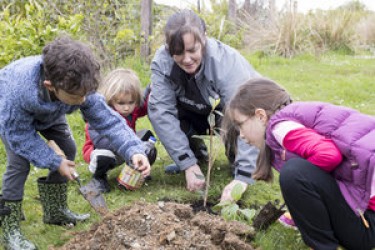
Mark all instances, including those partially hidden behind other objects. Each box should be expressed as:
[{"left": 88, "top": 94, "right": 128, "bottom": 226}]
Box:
[{"left": 99, "top": 68, "right": 142, "bottom": 106}]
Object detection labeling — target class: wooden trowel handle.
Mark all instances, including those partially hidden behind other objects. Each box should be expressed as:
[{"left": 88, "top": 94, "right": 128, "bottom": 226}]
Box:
[
  {"left": 47, "top": 140, "right": 80, "bottom": 183},
  {"left": 47, "top": 140, "right": 66, "bottom": 159}
]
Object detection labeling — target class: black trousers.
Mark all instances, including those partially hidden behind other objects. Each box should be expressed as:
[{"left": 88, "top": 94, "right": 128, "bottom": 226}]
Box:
[
  {"left": 279, "top": 158, "right": 375, "bottom": 250},
  {"left": 177, "top": 107, "right": 213, "bottom": 136},
  {"left": 177, "top": 107, "right": 236, "bottom": 162}
]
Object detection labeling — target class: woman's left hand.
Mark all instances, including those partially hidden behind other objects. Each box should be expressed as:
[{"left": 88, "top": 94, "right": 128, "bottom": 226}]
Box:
[
  {"left": 220, "top": 180, "right": 248, "bottom": 202},
  {"left": 131, "top": 154, "right": 151, "bottom": 177}
]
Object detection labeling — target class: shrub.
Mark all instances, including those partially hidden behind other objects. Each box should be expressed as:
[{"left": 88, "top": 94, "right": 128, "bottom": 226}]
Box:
[{"left": 0, "top": 2, "right": 83, "bottom": 67}]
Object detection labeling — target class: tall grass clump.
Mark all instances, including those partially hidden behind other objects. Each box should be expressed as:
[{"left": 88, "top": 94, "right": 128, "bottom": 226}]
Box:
[
  {"left": 239, "top": 0, "right": 373, "bottom": 57},
  {"left": 306, "top": 9, "right": 358, "bottom": 54},
  {"left": 356, "top": 13, "right": 375, "bottom": 51}
]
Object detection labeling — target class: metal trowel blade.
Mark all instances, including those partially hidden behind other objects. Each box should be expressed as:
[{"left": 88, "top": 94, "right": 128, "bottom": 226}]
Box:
[{"left": 79, "top": 180, "right": 109, "bottom": 216}]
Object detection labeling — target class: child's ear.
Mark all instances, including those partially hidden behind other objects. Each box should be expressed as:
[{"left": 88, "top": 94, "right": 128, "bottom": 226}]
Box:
[
  {"left": 43, "top": 80, "right": 54, "bottom": 91},
  {"left": 255, "top": 108, "right": 268, "bottom": 123}
]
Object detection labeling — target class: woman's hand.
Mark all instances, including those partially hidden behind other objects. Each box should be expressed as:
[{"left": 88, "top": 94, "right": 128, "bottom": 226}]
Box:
[
  {"left": 132, "top": 153, "right": 151, "bottom": 177},
  {"left": 57, "top": 158, "right": 77, "bottom": 181},
  {"left": 185, "top": 164, "right": 205, "bottom": 192},
  {"left": 220, "top": 179, "right": 248, "bottom": 202}
]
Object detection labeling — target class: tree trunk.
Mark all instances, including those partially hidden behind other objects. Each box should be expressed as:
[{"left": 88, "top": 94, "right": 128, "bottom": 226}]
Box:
[
  {"left": 269, "top": 0, "right": 276, "bottom": 15},
  {"left": 140, "top": 0, "right": 152, "bottom": 59},
  {"left": 243, "top": 0, "right": 251, "bottom": 14},
  {"left": 228, "top": 0, "right": 236, "bottom": 22}
]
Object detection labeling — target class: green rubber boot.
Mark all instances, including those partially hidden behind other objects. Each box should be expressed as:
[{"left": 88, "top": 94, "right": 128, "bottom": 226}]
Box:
[
  {"left": 0, "top": 195, "right": 11, "bottom": 226},
  {"left": 37, "top": 177, "right": 90, "bottom": 226},
  {"left": 2, "top": 201, "right": 37, "bottom": 250}
]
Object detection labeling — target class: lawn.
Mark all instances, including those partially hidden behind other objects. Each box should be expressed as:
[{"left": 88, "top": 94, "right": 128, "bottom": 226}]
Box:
[{"left": 1, "top": 52, "right": 374, "bottom": 249}]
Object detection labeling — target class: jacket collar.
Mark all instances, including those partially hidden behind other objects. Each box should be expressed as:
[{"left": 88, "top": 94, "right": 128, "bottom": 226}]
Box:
[{"left": 38, "top": 64, "right": 53, "bottom": 102}]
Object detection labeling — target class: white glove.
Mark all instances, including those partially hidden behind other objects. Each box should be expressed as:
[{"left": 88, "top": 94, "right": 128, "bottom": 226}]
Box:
[
  {"left": 220, "top": 180, "right": 248, "bottom": 202},
  {"left": 88, "top": 149, "right": 116, "bottom": 173}
]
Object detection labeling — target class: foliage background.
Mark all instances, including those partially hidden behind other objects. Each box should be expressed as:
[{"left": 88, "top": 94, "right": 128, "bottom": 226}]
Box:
[
  {"left": 0, "top": 0, "right": 374, "bottom": 249},
  {"left": 1, "top": 0, "right": 375, "bottom": 69}
]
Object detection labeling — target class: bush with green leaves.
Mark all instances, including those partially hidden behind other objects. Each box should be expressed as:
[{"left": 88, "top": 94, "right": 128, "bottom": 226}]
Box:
[{"left": 0, "top": 2, "right": 83, "bottom": 68}]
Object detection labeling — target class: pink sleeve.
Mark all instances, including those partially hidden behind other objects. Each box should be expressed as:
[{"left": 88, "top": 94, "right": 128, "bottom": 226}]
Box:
[
  {"left": 283, "top": 128, "right": 343, "bottom": 172},
  {"left": 368, "top": 197, "right": 375, "bottom": 211}
]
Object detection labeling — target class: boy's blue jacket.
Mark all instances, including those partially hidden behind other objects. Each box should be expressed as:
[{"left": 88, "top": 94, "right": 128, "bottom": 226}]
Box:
[{"left": 0, "top": 56, "right": 144, "bottom": 171}]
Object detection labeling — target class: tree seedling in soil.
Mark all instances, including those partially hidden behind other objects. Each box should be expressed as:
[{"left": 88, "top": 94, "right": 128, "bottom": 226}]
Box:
[
  {"left": 192, "top": 95, "right": 223, "bottom": 208},
  {"left": 204, "top": 96, "right": 223, "bottom": 207}
]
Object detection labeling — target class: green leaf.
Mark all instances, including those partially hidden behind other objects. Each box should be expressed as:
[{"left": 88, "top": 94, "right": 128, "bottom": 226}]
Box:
[
  {"left": 212, "top": 200, "right": 233, "bottom": 213},
  {"left": 209, "top": 96, "right": 221, "bottom": 110},
  {"left": 221, "top": 203, "right": 239, "bottom": 221},
  {"left": 214, "top": 110, "right": 224, "bottom": 117},
  {"left": 208, "top": 113, "right": 215, "bottom": 127},
  {"left": 230, "top": 183, "right": 245, "bottom": 202},
  {"left": 213, "top": 130, "right": 221, "bottom": 137},
  {"left": 238, "top": 208, "right": 256, "bottom": 222},
  {"left": 194, "top": 173, "right": 205, "bottom": 180}
]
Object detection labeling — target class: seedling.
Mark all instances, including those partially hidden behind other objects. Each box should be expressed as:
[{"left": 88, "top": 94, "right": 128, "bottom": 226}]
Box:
[
  {"left": 192, "top": 96, "right": 223, "bottom": 207},
  {"left": 212, "top": 183, "right": 256, "bottom": 223}
]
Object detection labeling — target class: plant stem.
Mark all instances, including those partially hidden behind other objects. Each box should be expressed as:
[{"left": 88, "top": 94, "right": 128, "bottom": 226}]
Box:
[{"left": 203, "top": 123, "right": 214, "bottom": 207}]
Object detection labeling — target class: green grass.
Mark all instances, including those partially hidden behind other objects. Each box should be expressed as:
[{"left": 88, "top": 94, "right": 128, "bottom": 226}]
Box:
[{"left": 1, "top": 52, "right": 375, "bottom": 250}]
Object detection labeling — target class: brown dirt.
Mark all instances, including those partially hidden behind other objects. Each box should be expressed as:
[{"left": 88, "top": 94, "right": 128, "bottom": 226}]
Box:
[{"left": 51, "top": 201, "right": 256, "bottom": 250}]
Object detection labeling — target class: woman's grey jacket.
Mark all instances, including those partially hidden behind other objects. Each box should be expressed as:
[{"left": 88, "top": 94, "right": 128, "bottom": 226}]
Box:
[{"left": 148, "top": 38, "right": 261, "bottom": 184}]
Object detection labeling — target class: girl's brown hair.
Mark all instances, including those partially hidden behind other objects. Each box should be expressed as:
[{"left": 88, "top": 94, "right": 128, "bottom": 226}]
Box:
[
  {"left": 165, "top": 9, "right": 206, "bottom": 56},
  {"left": 98, "top": 68, "right": 142, "bottom": 107},
  {"left": 222, "top": 78, "right": 292, "bottom": 182}
]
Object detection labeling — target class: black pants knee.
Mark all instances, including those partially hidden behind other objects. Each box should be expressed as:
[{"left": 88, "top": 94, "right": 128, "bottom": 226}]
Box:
[
  {"left": 279, "top": 158, "right": 375, "bottom": 250},
  {"left": 40, "top": 116, "right": 76, "bottom": 183},
  {"left": 1, "top": 116, "right": 76, "bottom": 201}
]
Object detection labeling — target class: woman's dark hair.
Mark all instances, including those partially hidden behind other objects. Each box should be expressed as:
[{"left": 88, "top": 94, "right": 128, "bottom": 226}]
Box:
[
  {"left": 42, "top": 36, "right": 100, "bottom": 95},
  {"left": 165, "top": 9, "right": 206, "bottom": 56},
  {"left": 222, "top": 78, "right": 292, "bottom": 182}
]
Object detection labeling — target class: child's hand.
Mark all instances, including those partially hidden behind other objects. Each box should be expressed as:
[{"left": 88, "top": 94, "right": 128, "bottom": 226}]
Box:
[
  {"left": 131, "top": 154, "right": 151, "bottom": 177},
  {"left": 220, "top": 180, "right": 247, "bottom": 202},
  {"left": 57, "top": 158, "right": 77, "bottom": 181}
]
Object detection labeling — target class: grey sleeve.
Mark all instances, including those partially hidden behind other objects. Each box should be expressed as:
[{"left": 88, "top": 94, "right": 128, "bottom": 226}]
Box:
[
  {"left": 148, "top": 60, "right": 197, "bottom": 170},
  {"left": 214, "top": 43, "right": 261, "bottom": 104},
  {"left": 233, "top": 138, "right": 258, "bottom": 184}
]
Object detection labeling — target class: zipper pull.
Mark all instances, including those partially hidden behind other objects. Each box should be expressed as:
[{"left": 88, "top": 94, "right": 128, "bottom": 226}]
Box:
[{"left": 357, "top": 209, "right": 370, "bottom": 228}]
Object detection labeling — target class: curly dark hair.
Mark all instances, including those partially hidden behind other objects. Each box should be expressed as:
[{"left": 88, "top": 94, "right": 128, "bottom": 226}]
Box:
[{"left": 42, "top": 36, "right": 100, "bottom": 95}]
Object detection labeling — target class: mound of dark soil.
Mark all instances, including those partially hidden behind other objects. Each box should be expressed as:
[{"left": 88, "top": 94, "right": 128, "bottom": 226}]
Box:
[{"left": 51, "top": 202, "right": 256, "bottom": 250}]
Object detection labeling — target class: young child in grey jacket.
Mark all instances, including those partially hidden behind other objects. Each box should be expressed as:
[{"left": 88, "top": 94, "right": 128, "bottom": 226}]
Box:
[{"left": 0, "top": 36, "right": 150, "bottom": 250}]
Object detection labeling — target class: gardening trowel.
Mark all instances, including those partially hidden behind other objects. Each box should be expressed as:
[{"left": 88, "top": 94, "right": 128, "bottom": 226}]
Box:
[
  {"left": 47, "top": 140, "right": 109, "bottom": 216},
  {"left": 252, "top": 200, "right": 286, "bottom": 230}
]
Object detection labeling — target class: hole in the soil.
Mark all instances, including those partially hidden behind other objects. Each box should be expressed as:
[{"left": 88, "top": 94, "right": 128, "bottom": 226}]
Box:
[
  {"left": 190, "top": 199, "right": 218, "bottom": 215},
  {"left": 158, "top": 196, "right": 219, "bottom": 215}
]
